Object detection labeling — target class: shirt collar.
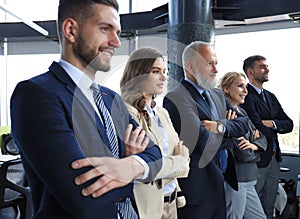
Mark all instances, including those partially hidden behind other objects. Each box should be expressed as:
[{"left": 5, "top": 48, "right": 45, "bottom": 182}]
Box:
[
  {"left": 249, "top": 82, "right": 263, "bottom": 94},
  {"left": 59, "top": 59, "right": 93, "bottom": 91},
  {"left": 184, "top": 77, "right": 205, "bottom": 95}
]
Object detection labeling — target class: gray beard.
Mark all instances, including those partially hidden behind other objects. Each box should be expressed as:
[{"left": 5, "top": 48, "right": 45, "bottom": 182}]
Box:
[{"left": 195, "top": 73, "right": 217, "bottom": 90}]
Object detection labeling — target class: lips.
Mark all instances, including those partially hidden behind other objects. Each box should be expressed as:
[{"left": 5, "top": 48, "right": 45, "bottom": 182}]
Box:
[
  {"left": 100, "top": 48, "right": 114, "bottom": 59},
  {"left": 157, "top": 83, "right": 165, "bottom": 88},
  {"left": 101, "top": 50, "right": 113, "bottom": 58}
]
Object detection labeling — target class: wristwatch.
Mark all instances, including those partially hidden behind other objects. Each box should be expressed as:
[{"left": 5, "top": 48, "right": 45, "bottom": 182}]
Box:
[{"left": 216, "top": 121, "right": 225, "bottom": 134}]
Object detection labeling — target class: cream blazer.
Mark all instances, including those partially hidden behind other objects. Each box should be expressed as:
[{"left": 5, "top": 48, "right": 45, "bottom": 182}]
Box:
[{"left": 126, "top": 104, "right": 190, "bottom": 219}]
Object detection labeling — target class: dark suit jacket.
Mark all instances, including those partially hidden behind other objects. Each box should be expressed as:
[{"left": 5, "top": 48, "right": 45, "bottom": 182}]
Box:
[
  {"left": 163, "top": 79, "right": 248, "bottom": 206},
  {"left": 240, "top": 84, "right": 293, "bottom": 168},
  {"left": 10, "top": 62, "right": 162, "bottom": 219}
]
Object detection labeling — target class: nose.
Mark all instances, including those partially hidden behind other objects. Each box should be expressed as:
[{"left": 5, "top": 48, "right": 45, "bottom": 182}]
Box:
[
  {"left": 212, "top": 64, "right": 218, "bottom": 73},
  {"left": 161, "top": 73, "right": 167, "bottom": 81},
  {"left": 109, "top": 32, "right": 121, "bottom": 48}
]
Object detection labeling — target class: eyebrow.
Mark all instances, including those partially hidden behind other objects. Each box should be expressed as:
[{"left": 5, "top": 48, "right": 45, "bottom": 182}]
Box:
[
  {"left": 151, "top": 67, "right": 166, "bottom": 72},
  {"left": 258, "top": 64, "right": 268, "bottom": 67}
]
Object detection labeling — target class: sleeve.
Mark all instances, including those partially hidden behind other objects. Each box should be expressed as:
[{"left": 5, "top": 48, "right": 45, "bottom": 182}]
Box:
[
  {"left": 154, "top": 108, "right": 190, "bottom": 180},
  {"left": 10, "top": 80, "right": 134, "bottom": 217}
]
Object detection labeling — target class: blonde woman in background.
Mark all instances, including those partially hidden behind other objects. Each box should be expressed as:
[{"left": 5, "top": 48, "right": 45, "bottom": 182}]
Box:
[
  {"left": 219, "top": 72, "right": 267, "bottom": 219},
  {"left": 120, "top": 47, "right": 190, "bottom": 219}
]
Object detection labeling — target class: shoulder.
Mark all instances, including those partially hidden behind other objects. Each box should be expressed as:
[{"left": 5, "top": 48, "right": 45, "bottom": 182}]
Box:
[
  {"left": 263, "top": 89, "right": 276, "bottom": 98},
  {"left": 125, "top": 103, "right": 139, "bottom": 116},
  {"left": 156, "top": 106, "right": 170, "bottom": 118},
  {"left": 99, "top": 86, "right": 118, "bottom": 97}
]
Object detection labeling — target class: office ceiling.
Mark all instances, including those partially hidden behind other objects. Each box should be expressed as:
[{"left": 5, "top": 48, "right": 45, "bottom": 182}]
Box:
[{"left": 0, "top": 0, "right": 299, "bottom": 42}]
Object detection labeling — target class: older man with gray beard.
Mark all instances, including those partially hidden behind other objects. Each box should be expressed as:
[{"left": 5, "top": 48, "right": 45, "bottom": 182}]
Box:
[{"left": 163, "top": 41, "right": 249, "bottom": 219}]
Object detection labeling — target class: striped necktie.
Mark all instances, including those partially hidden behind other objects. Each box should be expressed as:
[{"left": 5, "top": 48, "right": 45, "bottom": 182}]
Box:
[{"left": 90, "top": 83, "right": 138, "bottom": 219}]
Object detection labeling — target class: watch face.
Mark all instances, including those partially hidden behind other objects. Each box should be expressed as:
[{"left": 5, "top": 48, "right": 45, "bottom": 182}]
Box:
[{"left": 218, "top": 124, "right": 224, "bottom": 133}]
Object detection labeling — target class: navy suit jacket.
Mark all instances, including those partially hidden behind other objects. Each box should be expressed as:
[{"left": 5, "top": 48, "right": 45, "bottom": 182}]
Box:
[
  {"left": 10, "top": 62, "right": 162, "bottom": 218},
  {"left": 163, "top": 79, "right": 248, "bottom": 206},
  {"left": 240, "top": 84, "right": 293, "bottom": 168}
]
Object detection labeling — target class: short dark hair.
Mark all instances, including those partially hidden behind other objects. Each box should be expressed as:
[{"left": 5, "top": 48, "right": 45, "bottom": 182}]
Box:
[
  {"left": 243, "top": 55, "right": 266, "bottom": 76},
  {"left": 57, "top": 0, "right": 119, "bottom": 41}
]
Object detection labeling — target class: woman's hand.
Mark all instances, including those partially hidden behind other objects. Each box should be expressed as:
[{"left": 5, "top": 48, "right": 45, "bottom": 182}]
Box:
[
  {"left": 173, "top": 141, "right": 189, "bottom": 157},
  {"left": 236, "top": 136, "right": 259, "bottom": 151}
]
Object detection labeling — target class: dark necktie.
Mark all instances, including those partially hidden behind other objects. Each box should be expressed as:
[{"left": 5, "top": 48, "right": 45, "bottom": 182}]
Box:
[
  {"left": 260, "top": 90, "right": 267, "bottom": 103},
  {"left": 202, "top": 90, "right": 227, "bottom": 172},
  {"left": 202, "top": 90, "right": 210, "bottom": 106},
  {"left": 90, "top": 82, "right": 138, "bottom": 219}
]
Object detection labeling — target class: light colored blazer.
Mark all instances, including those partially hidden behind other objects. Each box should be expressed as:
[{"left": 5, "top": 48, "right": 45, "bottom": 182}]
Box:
[{"left": 126, "top": 103, "right": 190, "bottom": 219}]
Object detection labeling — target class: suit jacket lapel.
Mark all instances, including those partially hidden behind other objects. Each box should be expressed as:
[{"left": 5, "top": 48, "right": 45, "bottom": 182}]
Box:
[
  {"left": 49, "top": 62, "right": 112, "bottom": 150},
  {"left": 247, "top": 84, "right": 270, "bottom": 113},
  {"left": 264, "top": 90, "right": 273, "bottom": 114},
  {"left": 208, "top": 88, "right": 227, "bottom": 120},
  {"left": 181, "top": 80, "right": 211, "bottom": 116}
]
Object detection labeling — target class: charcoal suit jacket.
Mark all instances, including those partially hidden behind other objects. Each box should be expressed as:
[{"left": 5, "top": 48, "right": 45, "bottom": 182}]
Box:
[{"left": 163, "top": 79, "right": 248, "bottom": 208}]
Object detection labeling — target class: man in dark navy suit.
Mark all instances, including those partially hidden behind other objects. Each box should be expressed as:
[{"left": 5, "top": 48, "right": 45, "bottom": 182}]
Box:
[
  {"left": 163, "top": 41, "right": 249, "bottom": 219},
  {"left": 10, "top": 1, "right": 162, "bottom": 218},
  {"left": 240, "top": 55, "right": 293, "bottom": 219}
]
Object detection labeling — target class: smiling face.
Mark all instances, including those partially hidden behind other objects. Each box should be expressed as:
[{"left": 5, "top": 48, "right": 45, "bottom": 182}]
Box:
[
  {"left": 143, "top": 57, "right": 167, "bottom": 99},
  {"left": 224, "top": 75, "right": 248, "bottom": 107},
  {"left": 76, "top": 4, "right": 121, "bottom": 72},
  {"left": 62, "top": 4, "right": 121, "bottom": 78}
]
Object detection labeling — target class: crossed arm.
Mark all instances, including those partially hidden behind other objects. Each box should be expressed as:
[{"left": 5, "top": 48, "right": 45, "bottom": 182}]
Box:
[{"left": 72, "top": 124, "right": 151, "bottom": 198}]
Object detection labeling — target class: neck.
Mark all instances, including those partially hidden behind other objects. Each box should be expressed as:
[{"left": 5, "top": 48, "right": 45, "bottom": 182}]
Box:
[
  {"left": 229, "top": 99, "right": 238, "bottom": 108},
  {"left": 144, "top": 94, "right": 152, "bottom": 107},
  {"left": 250, "top": 80, "right": 263, "bottom": 90},
  {"left": 61, "top": 54, "right": 96, "bottom": 81}
]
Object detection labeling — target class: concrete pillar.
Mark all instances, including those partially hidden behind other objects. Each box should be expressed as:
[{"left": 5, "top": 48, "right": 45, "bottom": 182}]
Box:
[{"left": 167, "top": 0, "right": 215, "bottom": 89}]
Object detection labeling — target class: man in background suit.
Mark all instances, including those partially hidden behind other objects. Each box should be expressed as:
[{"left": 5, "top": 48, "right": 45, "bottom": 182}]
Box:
[
  {"left": 10, "top": 0, "right": 162, "bottom": 218},
  {"left": 240, "top": 55, "right": 293, "bottom": 219},
  {"left": 163, "top": 41, "right": 249, "bottom": 219}
]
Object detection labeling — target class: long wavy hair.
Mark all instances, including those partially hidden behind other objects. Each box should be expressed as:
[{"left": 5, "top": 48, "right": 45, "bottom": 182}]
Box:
[{"left": 120, "top": 47, "right": 164, "bottom": 126}]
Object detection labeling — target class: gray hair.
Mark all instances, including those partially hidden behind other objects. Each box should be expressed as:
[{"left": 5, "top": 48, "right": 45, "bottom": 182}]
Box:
[{"left": 182, "top": 41, "right": 212, "bottom": 76}]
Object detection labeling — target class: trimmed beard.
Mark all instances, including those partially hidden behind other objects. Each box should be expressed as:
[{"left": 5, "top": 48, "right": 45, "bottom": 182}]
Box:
[
  {"left": 74, "top": 33, "right": 111, "bottom": 72},
  {"left": 194, "top": 71, "right": 217, "bottom": 90}
]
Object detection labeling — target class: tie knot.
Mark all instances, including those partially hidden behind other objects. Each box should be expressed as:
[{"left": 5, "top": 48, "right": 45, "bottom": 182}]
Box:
[
  {"left": 260, "top": 90, "right": 266, "bottom": 102},
  {"left": 90, "top": 82, "right": 99, "bottom": 93},
  {"left": 202, "top": 90, "right": 209, "bottom": 100},
  {"left": 202, "top": 90, "right": 210, "bottom": 106}
]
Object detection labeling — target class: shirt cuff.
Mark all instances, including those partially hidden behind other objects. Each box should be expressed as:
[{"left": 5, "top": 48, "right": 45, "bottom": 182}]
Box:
[
  {"left": 272, "top": 120, "right": 277, "bottom": 130},
  {"left": 130, "top": 155, "right": 149, "bottom": 180}
]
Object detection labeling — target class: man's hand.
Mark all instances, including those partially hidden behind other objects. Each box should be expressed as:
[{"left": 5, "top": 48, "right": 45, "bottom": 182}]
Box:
[
  {"left": 202, "top": 120, "right": 218, "bottom": 134},
  {"left": 124, "top": 124, "right": 149, "bottom": 156},
  {"left": 71, "top": 156, "right": 144, "bottom": 198},
  {"left": 262, "top": 120, "right": 274, "bottom": 128}
]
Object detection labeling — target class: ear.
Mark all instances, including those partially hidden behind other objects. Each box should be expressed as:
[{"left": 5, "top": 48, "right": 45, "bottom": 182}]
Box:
[
  {"left": 185, "top": 60, "right": 193, "bottom": 74},
  {"left": 185, "top": 60, "right": 197, "bottom": 81},
  {"left": 247, "top": 68, "right": 253, "bottom": 77},
  {"left": 61, "top": 18, "right": 78, "bottom": 43}
]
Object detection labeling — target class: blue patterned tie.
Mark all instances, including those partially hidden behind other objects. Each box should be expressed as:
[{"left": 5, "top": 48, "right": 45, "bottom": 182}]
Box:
[{"left": 90, "top": 83, "right": 138, "bottom": 219}]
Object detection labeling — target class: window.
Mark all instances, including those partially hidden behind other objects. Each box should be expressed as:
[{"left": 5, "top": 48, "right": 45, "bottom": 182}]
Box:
[{"left": 215, "top": 27, "right": 300, "bottom": 154}]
